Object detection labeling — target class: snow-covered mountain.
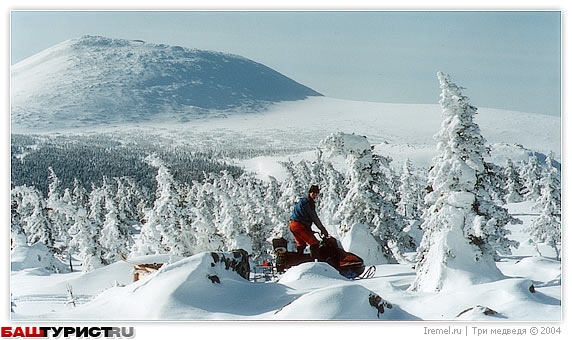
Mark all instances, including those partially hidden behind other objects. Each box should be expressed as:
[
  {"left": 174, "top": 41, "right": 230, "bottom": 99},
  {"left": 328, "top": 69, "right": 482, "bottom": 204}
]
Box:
[{"left": 10, "top": 35, "right": 321, "bottom": 131}]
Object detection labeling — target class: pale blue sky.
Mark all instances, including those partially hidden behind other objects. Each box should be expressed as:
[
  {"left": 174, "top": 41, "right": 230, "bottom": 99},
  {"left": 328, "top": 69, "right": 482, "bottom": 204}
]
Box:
[{"left": 10, "top": 10, "right": 561, "bottom": 116}]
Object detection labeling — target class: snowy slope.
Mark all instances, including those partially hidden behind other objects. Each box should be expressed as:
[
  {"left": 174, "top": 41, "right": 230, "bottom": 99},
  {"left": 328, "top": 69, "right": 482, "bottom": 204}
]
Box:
[
  {"left": 215, "top": 97, "right": 561, "bottom": 175},
  {"left": 11, "top": 35, "right": 321, "bottom": 132}
]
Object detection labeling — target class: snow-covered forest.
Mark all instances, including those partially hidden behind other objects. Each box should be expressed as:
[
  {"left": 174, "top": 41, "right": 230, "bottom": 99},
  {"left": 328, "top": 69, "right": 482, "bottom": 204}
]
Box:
[
  {"left": 11, "top": 73, "right": 561, "bottom": 287},
  {"left": 11, "top": 129, "right": 561, "bottom": 273}
]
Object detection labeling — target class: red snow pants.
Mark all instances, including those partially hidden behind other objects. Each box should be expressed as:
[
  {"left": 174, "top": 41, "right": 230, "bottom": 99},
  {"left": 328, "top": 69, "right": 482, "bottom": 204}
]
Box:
[{"left": 289, "top": 220, "right": 319, "bottom": 247}]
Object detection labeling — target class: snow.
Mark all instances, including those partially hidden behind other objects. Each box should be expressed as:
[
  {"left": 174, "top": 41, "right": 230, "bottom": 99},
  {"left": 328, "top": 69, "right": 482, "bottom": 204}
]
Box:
[
  {"left": 341, "top": 223, "right": 389, "bottom": 266},
  {"left": 10, "top": 243, "right": 67, "bottom": 273}
]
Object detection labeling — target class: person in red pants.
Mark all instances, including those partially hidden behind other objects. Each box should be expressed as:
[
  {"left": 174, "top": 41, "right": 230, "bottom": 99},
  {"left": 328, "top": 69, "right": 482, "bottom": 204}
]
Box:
[{"left": 289, "top": 185, "right": 329, "bottom": 260}]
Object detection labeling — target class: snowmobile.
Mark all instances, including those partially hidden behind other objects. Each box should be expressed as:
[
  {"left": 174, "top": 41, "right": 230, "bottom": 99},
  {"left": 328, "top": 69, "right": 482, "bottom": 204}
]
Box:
[{"left": 272, "top": 235, "right": 375, "bottom": 279}]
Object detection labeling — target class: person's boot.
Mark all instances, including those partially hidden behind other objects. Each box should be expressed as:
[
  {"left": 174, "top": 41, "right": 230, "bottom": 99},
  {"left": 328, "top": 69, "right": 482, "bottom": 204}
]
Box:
[
  {"left": 310, "top": 244, "right": 321, "bottom": 261},
  {"left": 276, "top": 251, "right": 286, "bottom": 273},
  {"left": 297, "top": 245, "right": 306, "bottom": 254}
]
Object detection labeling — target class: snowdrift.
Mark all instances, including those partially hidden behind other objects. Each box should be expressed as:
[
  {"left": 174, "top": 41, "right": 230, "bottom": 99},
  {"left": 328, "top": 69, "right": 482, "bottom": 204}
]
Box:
[
  {"left": 12, "top": 252, "right": 403, "bottom": 320},
  {"left": 10, "top": 242, "right": 68, "bottom": 274},
  {"left": 341, "top": 223, "right": 392, "bottom": 266},
  {"left": 11, "top": 242, "right": 561, "bottom": 321}
]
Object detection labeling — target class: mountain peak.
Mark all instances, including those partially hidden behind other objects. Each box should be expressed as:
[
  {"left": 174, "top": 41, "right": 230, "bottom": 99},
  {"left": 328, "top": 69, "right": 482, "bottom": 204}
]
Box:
[{"left": 11, "top": 35, "right": 322, "bottom": 131}]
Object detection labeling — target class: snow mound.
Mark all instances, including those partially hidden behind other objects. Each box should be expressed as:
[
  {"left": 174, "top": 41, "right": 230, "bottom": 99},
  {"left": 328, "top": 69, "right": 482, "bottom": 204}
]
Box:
[
  {"left": 319, "top": 132, "right": 372, "bottom": 158},
  {"left": 508, "top": 257, "right": 562, "bottom": 287},
  {"left": 10, "top": 243, "right": 67, "bottom": 273},
  {"left": 273, "top": 284, "right": 403, "bottom": 320},
  {"left": 278, "top": 262, "right": 348, "bottom": 290},
  {"left": 67, "top": 254, "right": 179, "bottom": 295},
  {"left": 275, "top": 262, "right": 417, "bottom": 320},
  {"left": 342, "top": 223, "right": 390, "bottom": 265},
  {"left": 52, "top": 251, "right": 292, "bottom": 320},
  {"left": 448, "top": 278, "right": 559, "bottom": 321}
]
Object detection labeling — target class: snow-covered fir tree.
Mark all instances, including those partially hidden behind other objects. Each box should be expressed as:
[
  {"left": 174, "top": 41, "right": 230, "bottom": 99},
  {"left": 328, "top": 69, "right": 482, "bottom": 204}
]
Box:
[
  {"left": 132, "top": 155, "right": 195, "bottom": 256},
  {"left": 396, "top": 158, "right": 426, "bottom": 249},
  {"left": 238, "top": 173, "right": 269, "bottom": 260},
  {"left": 312, "top": 151, "right": 347, "bottom": 228},
  {"left": 397, "top": 158, "right": 425, "bottom": 221},
  {"left": 87, "top": 180, "right": 108, "bottom": 229},
  {"left": 72, "top": 178, "right": 89, "bottom": 209},
  {"left": 115, "top": 177, "right": 147, "bottom": 230},
  {"left": 99, "top": 183, "right": 133, "bottom": 264},
  {"left": 189, "top": 180, "right": 222, "bottom": 253},
  {"left": 474, "top": 163, "right": 521, "bottom": 260},
  {"left": 211, "top": 171, "right": 251, "bottom": 253},
  {"left": 411, "top": 72, "right": 517, "bottom": 292},
  {"left": 11, "top": 186, "right": 31, "bottom": 248},
  {"left": 321, "top": 132, "right": 408, "bottom": 264},
  {"left": 263, "top": 175, "right": 291, "bottom": 241},
  {"left": 504, "top": 159, "right": 525, "bottom": 203},
  {"left": 68, "top": 207, "right": 105, "bottom": 271},
  {"left": 524, "top": 152, "right": 561, "bottom": 260},
  {"left": 320, "top": 132, "right": 375, "bottom": 236},
  {"left": 479, "top": 162, "right": 509, "bottom": 205},
  {"left": 369, "top": 153, "right": 412, "bottom": 263},
  {"left": 11, "top": 185, "right": 64, "bottom": 273},
  {"left": 277, "top": 160, "right": 309, "bottom": 246},
  {"left": 520, "top": 154, "right": 543, "bottom": 201},
  {"left": 13, "top": 185, "right": 55, "bottom": 249},
  {"left": 293, "top": 160, "right": 314, "bottom": 190},
  {"left": 278, "top": 160, "right": 309, "bottom": 213},
  {"left": 46, "top": 168, "right": 75, "bottom": 255}
]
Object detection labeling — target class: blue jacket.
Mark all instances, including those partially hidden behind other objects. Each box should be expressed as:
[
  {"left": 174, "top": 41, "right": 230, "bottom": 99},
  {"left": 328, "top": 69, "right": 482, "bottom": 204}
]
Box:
[{"left": 290, "top": 196, "right": 327, "bottom": 233}]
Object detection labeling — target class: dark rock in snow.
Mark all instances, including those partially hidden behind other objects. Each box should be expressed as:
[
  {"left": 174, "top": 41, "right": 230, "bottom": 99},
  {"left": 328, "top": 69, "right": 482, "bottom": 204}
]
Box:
[
  {"left": 207, "top": 274, "right": 221, "bottom": 284},
  {"left": 210, "top": 249, "right": 250, "bottom": 280},
  {"left": 368, "top": 293, "right": 393, "bottom": 318},
  {"left": 456, "top": 305, "right": 498, "bottom": 318}
]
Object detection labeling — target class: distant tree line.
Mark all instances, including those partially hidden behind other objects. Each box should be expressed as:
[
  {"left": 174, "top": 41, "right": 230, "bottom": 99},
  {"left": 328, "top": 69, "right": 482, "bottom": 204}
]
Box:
[{"left": 11, "top": 131, "right": 305, "bottom": 197}]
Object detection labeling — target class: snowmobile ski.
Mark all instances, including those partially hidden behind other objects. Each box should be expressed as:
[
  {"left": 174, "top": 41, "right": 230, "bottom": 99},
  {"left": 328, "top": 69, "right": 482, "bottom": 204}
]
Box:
[{"left": 354, "top": 265, "right": 376, "bottom": 280}]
